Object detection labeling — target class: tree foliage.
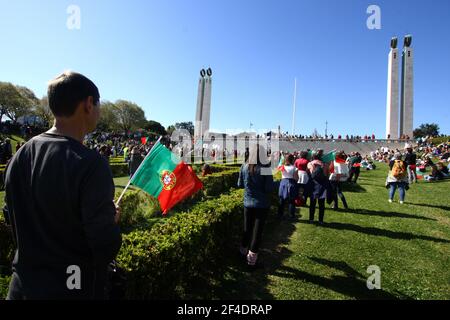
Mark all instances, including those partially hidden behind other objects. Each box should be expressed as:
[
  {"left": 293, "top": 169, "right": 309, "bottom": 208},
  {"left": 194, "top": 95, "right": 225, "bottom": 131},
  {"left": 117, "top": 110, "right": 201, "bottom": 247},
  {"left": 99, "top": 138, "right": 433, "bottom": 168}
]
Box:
[
  {"left": 0, "top": 82, "right": 36, "bottom": 123},
  {"left": 144, "top": 120, "right": 167, "bottom": 136},
  {"left": 34, "top": 96, "right": 54, "bottom": 128},
  {"left": 413, "top": 123, "right": 440, "bottom": 138},
  {"left": 174, "top": 121, "right": 194, "bottom": 136}
]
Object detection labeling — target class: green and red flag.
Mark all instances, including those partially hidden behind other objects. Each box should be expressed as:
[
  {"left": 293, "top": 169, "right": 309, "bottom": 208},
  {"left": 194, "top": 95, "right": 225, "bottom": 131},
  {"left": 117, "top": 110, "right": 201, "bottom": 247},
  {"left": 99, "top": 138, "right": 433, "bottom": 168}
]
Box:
[
  {"left": 130, "top": 141, "right": 203, "bottom": 214},
  {"left": 141, "top": 136, "right": 149, "bottom": 145},
  {"left": 321, "top": 151, "right": 336, "bottom": 164}
]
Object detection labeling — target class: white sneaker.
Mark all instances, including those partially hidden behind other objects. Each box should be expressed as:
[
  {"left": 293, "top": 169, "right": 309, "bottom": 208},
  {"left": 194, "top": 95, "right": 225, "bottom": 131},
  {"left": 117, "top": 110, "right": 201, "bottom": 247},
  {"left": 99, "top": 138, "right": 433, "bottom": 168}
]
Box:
[
  {"left": 388, "top": 199, "right": 393, "bottom": 203},
  {"left": 400, "top": 201, "right": 404, "bottom": 204}
]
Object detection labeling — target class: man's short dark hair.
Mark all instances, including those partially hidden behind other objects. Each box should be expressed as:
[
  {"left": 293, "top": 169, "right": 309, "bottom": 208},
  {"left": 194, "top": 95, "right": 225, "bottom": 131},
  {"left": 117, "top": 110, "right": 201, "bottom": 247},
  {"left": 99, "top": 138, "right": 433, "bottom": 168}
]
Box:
[{"left": 47, "top": 71, "right": 100, "bottom": 117}]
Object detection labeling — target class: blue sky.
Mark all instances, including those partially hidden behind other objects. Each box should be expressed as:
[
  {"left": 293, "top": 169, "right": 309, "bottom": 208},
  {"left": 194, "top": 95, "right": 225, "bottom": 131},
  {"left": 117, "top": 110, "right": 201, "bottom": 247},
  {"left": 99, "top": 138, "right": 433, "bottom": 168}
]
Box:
[{"left": 0, "top": 0, "right": 449, "bottom": 137}]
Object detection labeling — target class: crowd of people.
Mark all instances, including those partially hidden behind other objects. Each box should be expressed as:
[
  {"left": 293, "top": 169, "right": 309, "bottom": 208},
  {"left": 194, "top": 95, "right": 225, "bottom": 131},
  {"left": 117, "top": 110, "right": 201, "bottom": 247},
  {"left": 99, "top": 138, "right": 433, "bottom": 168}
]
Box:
[{"left": 236, "top": 139, "right": 450, "bottom": 268}]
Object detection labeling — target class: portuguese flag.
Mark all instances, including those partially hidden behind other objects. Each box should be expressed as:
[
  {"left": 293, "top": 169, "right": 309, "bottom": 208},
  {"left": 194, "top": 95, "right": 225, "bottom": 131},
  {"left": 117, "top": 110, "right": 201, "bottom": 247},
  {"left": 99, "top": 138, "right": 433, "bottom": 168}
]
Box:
[
  {"left": 141, "top": 136, "right": 149, "bottom": 145},
  {"left": 321, "top": 151, "right": 336, "bottom": 164},
  {"left": 130, "top": 141, "right": 203, "bottom": 214}
]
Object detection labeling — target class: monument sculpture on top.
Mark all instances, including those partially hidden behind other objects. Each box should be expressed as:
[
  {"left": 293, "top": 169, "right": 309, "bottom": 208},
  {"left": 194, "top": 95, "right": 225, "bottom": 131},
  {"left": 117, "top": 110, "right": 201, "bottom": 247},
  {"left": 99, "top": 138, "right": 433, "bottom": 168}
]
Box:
[
  {"left": 385, "top": 35, "right": 414, "bottom": 139},
  {"left": 194, "top": 68, "right": 212, "bottom": 142}
]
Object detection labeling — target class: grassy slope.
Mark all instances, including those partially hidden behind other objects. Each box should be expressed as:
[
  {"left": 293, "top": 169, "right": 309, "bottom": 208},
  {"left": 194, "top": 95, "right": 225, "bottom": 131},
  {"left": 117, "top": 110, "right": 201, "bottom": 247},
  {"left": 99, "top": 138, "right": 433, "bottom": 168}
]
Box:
[{"left": 189, "top": 163, "right": 450, "bottom": 300}]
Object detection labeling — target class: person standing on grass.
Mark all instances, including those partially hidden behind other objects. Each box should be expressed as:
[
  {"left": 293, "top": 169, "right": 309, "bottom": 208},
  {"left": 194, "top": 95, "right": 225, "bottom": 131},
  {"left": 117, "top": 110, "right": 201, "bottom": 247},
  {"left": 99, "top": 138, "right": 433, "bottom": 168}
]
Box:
[
  {"left": 404, "top": 144, "right": 417, "bottom": 184},
  {"left": 307, "top": 150, "right": 331, "bottom": 225},
  {"left": 129, "top": 146, "right": 143, "bottom": 178},
  {"left": 386, "top": 152, "right": 409, "bottom": 204},
  {"left": 3, "top": 71, "right": 122, "bottom": 299},
  {"left": 347, "top": 152, "right": 362, "bottom": 183},
  {"left": 237, "top": 143, "right": 274, "bottom": 269},
  {"left": 277, "top": 153, "right": 299, "bottom": 220},
  {"left": 329, "top": 151, "right": 349, "bottom": 210},
  {"left": 294, "top": 150, "right": 310, "bottom": 206}
]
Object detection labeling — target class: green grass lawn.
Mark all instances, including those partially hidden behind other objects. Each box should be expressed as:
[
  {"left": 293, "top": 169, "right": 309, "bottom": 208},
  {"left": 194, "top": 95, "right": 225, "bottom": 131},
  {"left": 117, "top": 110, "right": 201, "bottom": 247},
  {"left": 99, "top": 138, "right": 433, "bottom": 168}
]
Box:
[{"left": 188, "top": 163, "right": 450, "bottom": 300}]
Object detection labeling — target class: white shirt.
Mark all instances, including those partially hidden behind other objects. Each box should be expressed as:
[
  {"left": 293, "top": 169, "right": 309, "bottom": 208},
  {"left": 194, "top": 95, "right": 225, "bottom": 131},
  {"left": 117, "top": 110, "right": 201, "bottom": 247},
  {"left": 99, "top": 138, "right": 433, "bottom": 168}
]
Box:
[{"left": 281, "top": 165, "right": 297, "bottom": 179}]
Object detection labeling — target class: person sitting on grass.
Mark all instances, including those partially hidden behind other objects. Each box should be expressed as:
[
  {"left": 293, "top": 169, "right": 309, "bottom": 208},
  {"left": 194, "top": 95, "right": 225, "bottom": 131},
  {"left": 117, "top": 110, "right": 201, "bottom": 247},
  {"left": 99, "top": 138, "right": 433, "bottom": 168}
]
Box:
[
  {"left": 424, "top": 161, "right": 450, "bottom": 182},
  {"left": 386, "top": 153, "right": 409, "bottom": 204}
]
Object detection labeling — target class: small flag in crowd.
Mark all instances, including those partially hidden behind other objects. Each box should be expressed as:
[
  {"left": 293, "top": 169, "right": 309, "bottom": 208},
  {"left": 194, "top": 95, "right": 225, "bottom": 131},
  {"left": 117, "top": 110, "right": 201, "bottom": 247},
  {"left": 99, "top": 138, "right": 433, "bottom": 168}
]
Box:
[
  {"left": 320, "top": 151, "right": 336, "bottom": 164},
  {"left": 130, "top": 141, "right": 203, "bottom": 214},
  {"left": 141, "top": 136, "right": 149, "bottom": 145}
]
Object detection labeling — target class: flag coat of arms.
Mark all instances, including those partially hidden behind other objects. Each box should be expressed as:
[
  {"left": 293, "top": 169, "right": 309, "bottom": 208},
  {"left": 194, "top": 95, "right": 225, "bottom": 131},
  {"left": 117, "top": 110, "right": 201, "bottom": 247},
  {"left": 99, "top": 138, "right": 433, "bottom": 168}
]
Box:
[{"left": 130, "top": 141, "right": 203, "bottom": 214}]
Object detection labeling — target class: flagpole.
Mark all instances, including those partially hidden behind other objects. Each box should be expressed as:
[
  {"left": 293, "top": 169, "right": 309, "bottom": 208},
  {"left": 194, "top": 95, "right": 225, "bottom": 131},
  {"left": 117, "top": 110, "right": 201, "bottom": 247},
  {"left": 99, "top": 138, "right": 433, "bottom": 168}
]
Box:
[{"left": 115, "top": 136, "right": 163, "bottom": 206}]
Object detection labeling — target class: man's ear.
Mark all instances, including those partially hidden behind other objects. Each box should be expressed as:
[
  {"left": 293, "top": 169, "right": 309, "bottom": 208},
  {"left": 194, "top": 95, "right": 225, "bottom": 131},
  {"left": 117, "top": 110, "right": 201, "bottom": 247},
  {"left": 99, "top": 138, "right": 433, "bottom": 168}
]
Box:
[{"left": 84, "top": 96, "right": 94, "bottom": 114}]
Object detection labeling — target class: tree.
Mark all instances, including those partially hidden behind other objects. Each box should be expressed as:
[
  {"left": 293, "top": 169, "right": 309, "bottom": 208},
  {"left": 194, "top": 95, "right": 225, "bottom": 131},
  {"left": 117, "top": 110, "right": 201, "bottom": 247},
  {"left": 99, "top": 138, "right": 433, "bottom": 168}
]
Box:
[
  {"left": 113, "top": 100, "right": 147, "bottom": 132},
  {"left": 144, "top": 120, "right": 167, "bottom": 136},
  {"left": 97, "top": 101, "right": 119, "bottom": 132},
  {"left": 413, "top": 123, "right": 440, "bottom": 138},
  {"left": 34, "top": 96, "right": 54, "bottom": 128},
  {"left": 174, "top": 121, "right": 194, "bottom": 136},
  {"left": 166, "top": 125, "right": 176, "bottom": 135},
  {"left": 0, "top": 82, "right": 35, "bottom": 123}
]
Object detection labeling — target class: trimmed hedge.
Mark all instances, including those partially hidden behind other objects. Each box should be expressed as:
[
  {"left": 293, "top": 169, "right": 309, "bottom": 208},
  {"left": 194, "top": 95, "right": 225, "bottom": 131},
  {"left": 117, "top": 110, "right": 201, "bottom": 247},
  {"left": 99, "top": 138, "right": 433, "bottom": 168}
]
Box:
[
  {"left": 0, "top": 274, "right": 11, "bottom": 300},
  {"left": 116, "top": 189, "right": 246, "bottom": 299},
  {"left": 110, "top": 163, "right": 129, "bottom": 177},
  {"left": 0, "top": 215, "right": 14, "bottom": 268}
]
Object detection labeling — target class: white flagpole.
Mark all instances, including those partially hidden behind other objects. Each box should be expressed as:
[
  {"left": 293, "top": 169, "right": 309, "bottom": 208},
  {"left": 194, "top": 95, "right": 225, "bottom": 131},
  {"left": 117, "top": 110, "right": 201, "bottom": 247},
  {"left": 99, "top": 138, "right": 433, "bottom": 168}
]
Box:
[
  {"left": 115, "top": 136, "right": 163, "bottom": 206},
  {"left": 291, "top": 77, "right": 297, "bottom": 136}
]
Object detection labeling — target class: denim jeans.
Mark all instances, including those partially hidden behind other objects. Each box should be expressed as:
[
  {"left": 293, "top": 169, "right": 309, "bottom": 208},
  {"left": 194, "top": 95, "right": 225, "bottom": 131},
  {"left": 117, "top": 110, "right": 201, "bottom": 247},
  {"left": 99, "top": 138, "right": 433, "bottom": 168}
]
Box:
[
  {"left": 389, "top": 183, "right": 406, "bottom": 201},
  {"left": 278, "top": 198, "right": 296, "bottom": 217}
]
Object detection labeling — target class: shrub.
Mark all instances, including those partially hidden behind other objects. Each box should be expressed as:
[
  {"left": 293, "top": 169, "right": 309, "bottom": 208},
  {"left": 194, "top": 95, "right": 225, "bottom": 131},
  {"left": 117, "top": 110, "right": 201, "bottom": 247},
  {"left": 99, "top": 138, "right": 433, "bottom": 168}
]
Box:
[
  {"left": 0, "top": 216, "right": 14, "bottom": 268},
  {"left": 110, "top": 163, "right": 129, "bottom": 177},
  {"left": 116, "top": 189, "right": 245, "bottom": 299},
  {"left": 0, "top": 274, "right": 11, "bottom": 300},
  {"left": 115, "top": 190, "right": 162, "bottom": 233}
]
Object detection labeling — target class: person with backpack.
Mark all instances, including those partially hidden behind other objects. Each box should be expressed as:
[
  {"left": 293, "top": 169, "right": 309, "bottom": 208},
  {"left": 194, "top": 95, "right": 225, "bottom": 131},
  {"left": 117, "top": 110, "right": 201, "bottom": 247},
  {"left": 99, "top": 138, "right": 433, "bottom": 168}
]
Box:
[{"left": 386, "top": 153, "right": 409, "bottom": 204}]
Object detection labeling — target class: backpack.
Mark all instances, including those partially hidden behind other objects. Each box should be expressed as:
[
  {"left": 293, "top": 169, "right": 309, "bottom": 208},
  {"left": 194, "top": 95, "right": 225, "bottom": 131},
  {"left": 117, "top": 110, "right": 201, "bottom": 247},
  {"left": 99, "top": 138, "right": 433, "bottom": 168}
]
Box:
[{"left": 392, "top": 160, "right": 406, "bottom": 179}]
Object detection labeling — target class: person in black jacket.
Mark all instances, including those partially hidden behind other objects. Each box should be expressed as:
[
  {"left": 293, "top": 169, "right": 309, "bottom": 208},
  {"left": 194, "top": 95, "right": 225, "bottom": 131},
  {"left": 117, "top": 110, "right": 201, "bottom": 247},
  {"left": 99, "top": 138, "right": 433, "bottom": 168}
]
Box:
[
  {"left": 404, "top": 145, "right": 417, "bottom": 183},
  {"left": 4, "top": 71, "right": 122, "bottom": 300}
]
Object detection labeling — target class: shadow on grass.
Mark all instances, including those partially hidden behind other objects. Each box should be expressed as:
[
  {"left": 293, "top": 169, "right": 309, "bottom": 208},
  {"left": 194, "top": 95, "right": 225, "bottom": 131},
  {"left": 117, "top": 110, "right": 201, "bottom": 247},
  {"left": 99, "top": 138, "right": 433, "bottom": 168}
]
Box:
[
  {"left": 184, "top": 212, "right": 297, "bottom": 299},
  {"left": 408, "top": 202, "right": 450, "bottom": 212},
  {"left": 272, "top": 257, "right": 412, "bottom": 300},
  {"left": 336, "top": 207, "right": 436, "bottom": 221},
  {"left": 342, "top": 183, "right": 367, "bottom": 193},
  {"left": 297, "top": 220, "right": 450, "bottom": 243}
]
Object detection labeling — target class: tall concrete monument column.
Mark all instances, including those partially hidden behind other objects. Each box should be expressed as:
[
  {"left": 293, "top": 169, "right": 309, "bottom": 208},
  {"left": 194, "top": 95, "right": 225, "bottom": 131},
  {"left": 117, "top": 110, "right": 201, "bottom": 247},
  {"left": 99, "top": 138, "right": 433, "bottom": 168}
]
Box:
[
  {"left": 400, "top": 35, "right": 414, "bottom": 138},
  {"left": 386, "top": 37, "right": 399, "bottom": 139},
  {"left": 194, "top": 68, "right": 212, "bottom": 141}
]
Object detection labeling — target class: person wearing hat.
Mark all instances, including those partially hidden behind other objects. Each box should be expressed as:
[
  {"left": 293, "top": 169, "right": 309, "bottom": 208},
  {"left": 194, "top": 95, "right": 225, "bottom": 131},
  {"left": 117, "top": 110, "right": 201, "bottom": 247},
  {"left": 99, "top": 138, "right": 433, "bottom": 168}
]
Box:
[
  {"left": 386, "top": 152, "right": 409, "bottom": 204},
  {"left": 404, "top": 144, "right": 417, "bottom": 183}
]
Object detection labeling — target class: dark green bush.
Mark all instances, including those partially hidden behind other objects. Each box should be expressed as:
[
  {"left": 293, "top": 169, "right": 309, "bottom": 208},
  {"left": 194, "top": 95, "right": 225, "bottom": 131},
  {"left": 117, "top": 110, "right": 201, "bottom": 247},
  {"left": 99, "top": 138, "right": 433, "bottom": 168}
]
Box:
[
  {"left": 116, "top": 189, "right": 245, "bottom": 299},
  {"left": 0, "top": 216, "right": 14, "bottom": 269},
  {"left": 110, "top": 163, "right": 129, "bottom": 177},
  {"left": 0, "top": 274, "right": 11, "bottom": 300}
]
